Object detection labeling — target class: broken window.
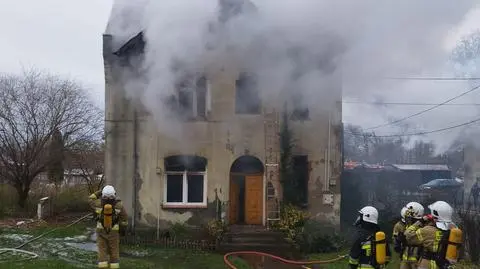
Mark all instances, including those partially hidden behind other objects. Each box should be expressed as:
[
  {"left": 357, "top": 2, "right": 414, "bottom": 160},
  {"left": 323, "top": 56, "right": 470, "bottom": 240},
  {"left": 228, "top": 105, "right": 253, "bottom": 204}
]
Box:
[
  {"left": 174, "top": 74, "right": 210, "bottom": 120},
  {"left": 235, "top": 72, "right": 261, "bottom": 114},
  {"left": 164, "top": 155, "right": 207, "bottom": 206},
  {"left": 290, "top": 93, "right": 310, "bottom": 121},
  {"left": 292, "top": 155, "right": 309, "bottom": 206}
]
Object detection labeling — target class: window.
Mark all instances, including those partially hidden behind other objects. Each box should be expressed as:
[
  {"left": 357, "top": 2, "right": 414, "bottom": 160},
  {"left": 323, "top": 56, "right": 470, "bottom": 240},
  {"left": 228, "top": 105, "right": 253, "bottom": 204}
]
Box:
[
  {"left": 174, "top": 74, "right": 210, "bottom": 120},
  {"left": 164, "top": 155, "right": 207, "bottom": 207},
  {"left": 290, "top": 93, "right": 310, "bottom": 121},
  {"left": 292, "top": 155, "right": 309, "bottom": 206},
  {"left": 235, "top": 72, "right": 261, "bottom": 114}
]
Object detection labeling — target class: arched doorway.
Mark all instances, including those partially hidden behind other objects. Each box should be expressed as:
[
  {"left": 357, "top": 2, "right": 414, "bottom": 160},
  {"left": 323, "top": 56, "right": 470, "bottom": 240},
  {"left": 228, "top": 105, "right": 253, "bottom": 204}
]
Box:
[{"left": 229, "top": 155, "right": 264, "bottom": 225}]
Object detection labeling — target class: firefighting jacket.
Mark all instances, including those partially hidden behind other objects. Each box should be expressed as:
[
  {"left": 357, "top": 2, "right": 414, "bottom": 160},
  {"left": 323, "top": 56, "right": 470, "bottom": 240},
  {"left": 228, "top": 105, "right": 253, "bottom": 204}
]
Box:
[
  {"left": 88, "top": 191, "right": 128, "bottom": 232},
  {"left": 349, "top": 223, "right": 392, "bottom": 269},
  {"left": 392, "top": 220, "right": 406, "bottom": 253},
  {"left": 393, "top": 220, "right": 422, "bottom": 262},
  {"left": 404, "top": 221, "right": 455, "bottom": 269}
]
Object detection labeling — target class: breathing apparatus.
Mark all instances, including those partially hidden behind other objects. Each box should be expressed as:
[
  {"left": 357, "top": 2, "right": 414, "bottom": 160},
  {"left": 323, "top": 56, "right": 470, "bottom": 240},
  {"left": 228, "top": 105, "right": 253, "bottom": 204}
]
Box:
[{"left": 100, "top": 185, "right": 117, "bottom": 233}]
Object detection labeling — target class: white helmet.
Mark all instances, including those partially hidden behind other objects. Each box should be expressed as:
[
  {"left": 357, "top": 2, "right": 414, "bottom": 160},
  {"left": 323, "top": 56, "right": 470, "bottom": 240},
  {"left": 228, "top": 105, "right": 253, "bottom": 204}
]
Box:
[
  {"left": 102, "top": 185, "right": 116, "bottom": 199},
  {"left": 428, "top": 201, "right": 454, "bottom": 230},
  {"left": 405, "top": 202, "right": 425, "bottom": 219},
  {"left": 401, "top": 207, "right": 407, "bottom": 222},
  {"left": 358, "top": 206, "right": 379, "bottom": 224}
]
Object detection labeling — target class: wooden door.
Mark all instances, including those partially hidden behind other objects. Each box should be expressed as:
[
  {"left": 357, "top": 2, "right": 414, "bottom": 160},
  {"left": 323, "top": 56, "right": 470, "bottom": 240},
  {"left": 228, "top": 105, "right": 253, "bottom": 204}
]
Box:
[
  {"left": 245, "top": 175, "right": 263, "bottom": 225},
  {"left": 229, "top": 178, "right": 239, "bottom": 224}
]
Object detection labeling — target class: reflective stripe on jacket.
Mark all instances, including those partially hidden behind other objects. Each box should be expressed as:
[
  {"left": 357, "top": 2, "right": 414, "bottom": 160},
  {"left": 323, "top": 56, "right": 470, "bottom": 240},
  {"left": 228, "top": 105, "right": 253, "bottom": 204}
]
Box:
[
  {"left": 404, "top": 221, "right": 441, "bottom": 269},
  {"left": 349, "top": 225, "right": 391, "bottom": 269}
]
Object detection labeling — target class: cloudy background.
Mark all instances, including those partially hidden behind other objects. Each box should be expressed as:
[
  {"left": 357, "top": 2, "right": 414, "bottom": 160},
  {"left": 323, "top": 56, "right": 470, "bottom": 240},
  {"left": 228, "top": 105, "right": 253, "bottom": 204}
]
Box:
[{"left": 1, "top": 0, "right": 480, "bottom": 151}]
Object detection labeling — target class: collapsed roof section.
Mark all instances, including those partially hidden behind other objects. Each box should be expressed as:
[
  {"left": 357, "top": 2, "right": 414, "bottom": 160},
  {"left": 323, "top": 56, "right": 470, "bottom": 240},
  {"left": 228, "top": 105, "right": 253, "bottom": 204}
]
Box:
[
  {"left": 112, "top": 0, "right": 256, "bottom": 58},
  {"left": 113, "top": 31, "right": 145, "bottom": 57}
]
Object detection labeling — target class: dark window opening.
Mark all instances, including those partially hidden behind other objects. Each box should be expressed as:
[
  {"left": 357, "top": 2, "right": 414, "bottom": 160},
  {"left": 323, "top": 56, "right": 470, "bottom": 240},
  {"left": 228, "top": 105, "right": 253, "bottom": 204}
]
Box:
[
  {"left": 166, "top": 174, "right": 183, "bottom": 203},
  {"left": 293, "top": 155, "right": 309, "bottom": 206},
  {"left": 290, "top": 94, "right": 310, "bottom": 121},
  {"left": 235, "top": 72, "right": 261, "bottom": 114},
  {"left": 187, "top": 174, "right": 204, "bottom": 203},
  {"left": 196, "top": 76, "right": 207, "bottom": 118},
  {"left": 172, "top": 74, "right": 209, "bottom": 120},
  {"left": 164, "top": 155, "right": 207, "bottom": 204}
]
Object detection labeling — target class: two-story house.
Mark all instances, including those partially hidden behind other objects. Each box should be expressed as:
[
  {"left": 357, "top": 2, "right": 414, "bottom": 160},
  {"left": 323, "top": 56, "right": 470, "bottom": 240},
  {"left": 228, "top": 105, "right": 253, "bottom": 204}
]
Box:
[{"left": 103, "top": 0, "right": 343, "bottom": 231}]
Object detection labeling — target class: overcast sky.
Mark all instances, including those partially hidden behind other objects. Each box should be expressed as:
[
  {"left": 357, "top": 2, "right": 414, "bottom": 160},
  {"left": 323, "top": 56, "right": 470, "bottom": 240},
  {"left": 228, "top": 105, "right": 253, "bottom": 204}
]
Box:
[
  {"left": 0, "top": 0, "right": 113, "bottom": 108},
  {"left": 0, "top": 0, "right": 479, "bottom": 130}
]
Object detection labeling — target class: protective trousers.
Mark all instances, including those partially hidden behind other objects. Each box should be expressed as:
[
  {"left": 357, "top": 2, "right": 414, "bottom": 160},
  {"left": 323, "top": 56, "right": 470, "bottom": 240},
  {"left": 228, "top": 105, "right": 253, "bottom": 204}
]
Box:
[
  {"left": 400, "top": 261, "right": 418, "bottom": 269},
  {"left": 96, "top": 230, "right": 120, "bottom": 268},
  {"left": 417, "top": 259, "right": 438, "bottom": 269}
]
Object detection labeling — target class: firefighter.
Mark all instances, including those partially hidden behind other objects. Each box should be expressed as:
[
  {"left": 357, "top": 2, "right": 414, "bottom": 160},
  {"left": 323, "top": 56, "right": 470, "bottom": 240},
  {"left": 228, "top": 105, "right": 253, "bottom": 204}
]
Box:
[
  {"left": 393, "top": 206, "right": 408, "bottom": 254},
  {"left": 404, "top": 201, "right": 461, "bottom": 269},
  {"left": 400, "top": 202, "right": 425, "bottom": 269},
  {"left": 349, "top": 206, "right": 392, "bottom": 269},
  {"left": 88, "top": 185, "right": 128, "bottom": 269}
]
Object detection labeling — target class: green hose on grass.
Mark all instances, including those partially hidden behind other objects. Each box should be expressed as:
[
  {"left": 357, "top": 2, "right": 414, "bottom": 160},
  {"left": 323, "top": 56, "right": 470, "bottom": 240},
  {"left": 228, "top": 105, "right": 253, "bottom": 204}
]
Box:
[{"left": 0, "top": 213, "right": 93, "bottom": 263}]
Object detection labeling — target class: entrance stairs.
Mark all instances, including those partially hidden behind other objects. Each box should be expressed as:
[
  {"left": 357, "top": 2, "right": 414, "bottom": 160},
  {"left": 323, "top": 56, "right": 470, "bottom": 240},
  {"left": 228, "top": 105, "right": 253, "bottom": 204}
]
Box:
[{"left": 218, "top": 225, "right": 299, "bottom": 259}]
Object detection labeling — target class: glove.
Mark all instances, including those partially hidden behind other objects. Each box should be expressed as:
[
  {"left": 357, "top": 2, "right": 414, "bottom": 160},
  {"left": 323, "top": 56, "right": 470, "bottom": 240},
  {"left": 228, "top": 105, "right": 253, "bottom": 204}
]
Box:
[
  {"left": 94, "top": 190, "right": 102, "bottom": 198},
  {"left": 421, "top": 214, "right": 434, "bottom": 223}
]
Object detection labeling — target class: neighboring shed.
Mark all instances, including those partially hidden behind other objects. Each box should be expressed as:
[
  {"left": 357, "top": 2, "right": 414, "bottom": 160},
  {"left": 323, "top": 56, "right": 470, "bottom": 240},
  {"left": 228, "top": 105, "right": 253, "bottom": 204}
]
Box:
[
  {"left": 387, "top": 164, "right": 452, "bottom": 185},
  {"left": 340, "top": 163, "right": 451, "bottom": 232}
]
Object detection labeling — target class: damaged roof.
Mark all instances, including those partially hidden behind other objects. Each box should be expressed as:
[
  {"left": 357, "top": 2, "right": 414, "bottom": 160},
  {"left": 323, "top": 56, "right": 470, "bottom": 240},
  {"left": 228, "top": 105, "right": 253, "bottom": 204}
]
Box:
[
  {"left": 112, "top": 0, "right": 256, "bottom": 58},
  {"left": 113, "top": 31, "right": 145, "bottom": 57}
]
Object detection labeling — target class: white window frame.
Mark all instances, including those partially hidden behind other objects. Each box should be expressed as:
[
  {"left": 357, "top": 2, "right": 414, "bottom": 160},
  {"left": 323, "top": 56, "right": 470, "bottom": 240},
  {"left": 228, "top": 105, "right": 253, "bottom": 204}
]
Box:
[
  {"left": 182, "top": 77, "right": 208, "bottom": 118},
  {"left": 163, "top": 170, "right": 208, "bottom": 207}
]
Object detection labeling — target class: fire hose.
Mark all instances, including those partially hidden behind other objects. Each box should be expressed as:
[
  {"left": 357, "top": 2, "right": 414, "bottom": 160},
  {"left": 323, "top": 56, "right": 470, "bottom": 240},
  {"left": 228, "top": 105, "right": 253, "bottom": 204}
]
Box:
[
  {"left": 223, "top": 251, "right": 348, "bottom": 269},
  {"left": 0, "top": 213, "right": 93, "bottom": 263}
]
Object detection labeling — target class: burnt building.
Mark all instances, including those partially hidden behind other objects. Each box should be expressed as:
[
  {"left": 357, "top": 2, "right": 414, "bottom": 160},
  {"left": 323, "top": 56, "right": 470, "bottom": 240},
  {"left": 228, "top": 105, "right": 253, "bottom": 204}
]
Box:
[{"left": 103, "top": 0, "right": 343, "bottom": 231}]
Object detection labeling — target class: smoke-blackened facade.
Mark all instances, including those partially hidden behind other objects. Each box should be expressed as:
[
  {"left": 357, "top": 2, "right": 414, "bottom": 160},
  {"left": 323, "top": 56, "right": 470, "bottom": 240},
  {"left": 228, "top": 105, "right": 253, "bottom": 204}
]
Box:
[{"left": 103, "top": 0, "right": 342, "bottom": 231}]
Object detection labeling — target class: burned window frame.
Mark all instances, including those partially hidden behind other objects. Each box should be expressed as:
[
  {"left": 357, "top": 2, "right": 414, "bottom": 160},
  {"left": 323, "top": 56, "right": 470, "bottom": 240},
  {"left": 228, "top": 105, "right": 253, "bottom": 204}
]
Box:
[
  {"left": 163, "top": 155, "right": 207, "bottom": 207},
  {"left": 290, "top": 92, "right": 310, "bottom": 121},
  {"left": 235, "top": 72, "right": 261, "bottom": 115},
  {"left": 171, "top": 73, "right": 211, "bottom": 121}
]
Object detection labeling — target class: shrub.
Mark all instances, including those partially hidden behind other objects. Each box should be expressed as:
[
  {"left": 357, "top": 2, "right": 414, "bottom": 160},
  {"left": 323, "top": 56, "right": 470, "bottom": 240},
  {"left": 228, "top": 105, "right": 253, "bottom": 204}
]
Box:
[
  {"left": 205, "top": 219, "right": 227, "bottom": 241},
  {"left": 51, "top": 185, "right": 91, "bottom": 214},
  {"left": 457, "top": 209, "right": 480, "bottom": 263},
  {"left": 294, "top": 219, "right": 345, "bottom": 253},
  {"left": 272, "top": 204, "right": 309, "bottom": 242}
]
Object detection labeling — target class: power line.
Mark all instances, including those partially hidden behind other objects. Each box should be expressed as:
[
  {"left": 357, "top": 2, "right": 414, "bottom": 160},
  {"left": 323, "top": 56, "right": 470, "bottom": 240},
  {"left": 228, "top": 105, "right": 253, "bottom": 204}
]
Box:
[
  {"left": 343, "top": 101, "right": 480, "bottom": 106},
  {"left": 363, "top": 84, "right": 480, "bottom": 130},
  {"left": 346, "top": 117, "right": 480, "bottom": 138},
  {"left": 383, "top": 77, "right": 480, "bottom": 81}
]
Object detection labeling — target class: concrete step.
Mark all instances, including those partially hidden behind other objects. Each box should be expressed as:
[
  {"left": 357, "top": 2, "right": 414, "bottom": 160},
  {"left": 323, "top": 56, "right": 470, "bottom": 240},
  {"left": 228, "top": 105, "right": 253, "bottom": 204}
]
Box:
[
  {"left": 229, "top": 236, "right": 280, "bottom": 243},
  {"left": 218, "top": 242, "right": 294, "bottom": 254}
]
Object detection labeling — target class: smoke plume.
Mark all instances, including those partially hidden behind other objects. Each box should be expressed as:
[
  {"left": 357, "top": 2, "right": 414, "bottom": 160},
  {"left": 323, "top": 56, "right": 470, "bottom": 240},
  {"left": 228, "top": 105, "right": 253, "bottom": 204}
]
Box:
[{"left": 105, "top": 0, "right": 479, "bottom": 152}]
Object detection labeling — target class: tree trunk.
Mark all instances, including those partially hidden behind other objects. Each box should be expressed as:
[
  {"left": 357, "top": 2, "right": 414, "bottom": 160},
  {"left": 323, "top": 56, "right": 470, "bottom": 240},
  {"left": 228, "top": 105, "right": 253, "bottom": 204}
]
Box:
[{"left": 16, "top": 185, "right": 30, "bottom": 209}]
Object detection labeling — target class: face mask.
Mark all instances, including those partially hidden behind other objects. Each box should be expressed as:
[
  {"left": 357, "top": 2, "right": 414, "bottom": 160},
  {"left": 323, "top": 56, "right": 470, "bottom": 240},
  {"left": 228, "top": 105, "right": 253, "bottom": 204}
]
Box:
[{"left": 353, "top": 214, "right": 362, "bottom": 226}]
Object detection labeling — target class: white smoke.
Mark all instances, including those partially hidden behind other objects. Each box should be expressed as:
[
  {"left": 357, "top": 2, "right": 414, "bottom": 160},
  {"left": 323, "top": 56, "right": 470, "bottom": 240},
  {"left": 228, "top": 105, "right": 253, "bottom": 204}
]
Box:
[{"left": 105, "top": 0, "right": 480, "bottom": 152}]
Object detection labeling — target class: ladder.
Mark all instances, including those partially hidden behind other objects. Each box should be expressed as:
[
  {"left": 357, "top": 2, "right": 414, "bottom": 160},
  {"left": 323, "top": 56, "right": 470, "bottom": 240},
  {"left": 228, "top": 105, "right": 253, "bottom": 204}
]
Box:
[{"left": 264, "top": 108, "right": 281, "bottom": 228}]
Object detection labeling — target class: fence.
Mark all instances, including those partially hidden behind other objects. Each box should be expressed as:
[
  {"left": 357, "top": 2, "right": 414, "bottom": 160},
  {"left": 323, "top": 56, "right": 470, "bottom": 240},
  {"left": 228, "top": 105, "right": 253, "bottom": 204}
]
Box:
[{"left": 120, "top": 236, "right": 217, "bottom": 251}]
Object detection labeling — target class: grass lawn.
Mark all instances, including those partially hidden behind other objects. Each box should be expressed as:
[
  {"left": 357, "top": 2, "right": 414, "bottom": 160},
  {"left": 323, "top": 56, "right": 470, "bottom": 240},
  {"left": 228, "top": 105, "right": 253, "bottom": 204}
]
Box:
[
  {"left": 0, "top": 249, "right": 251, "bottom": 269},
  {"left": 1, "top": 223, "right": 478, "bottom": 269}
]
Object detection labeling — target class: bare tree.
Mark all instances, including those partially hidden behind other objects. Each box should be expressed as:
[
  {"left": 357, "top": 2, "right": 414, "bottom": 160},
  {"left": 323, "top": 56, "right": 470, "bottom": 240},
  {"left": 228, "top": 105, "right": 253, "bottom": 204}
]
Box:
[
  {"left": 66, "top": 140, "right": 105, "bottom": 194},
  {"left": 0, "top": 69, "right": 103, "bottom": 208}
]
